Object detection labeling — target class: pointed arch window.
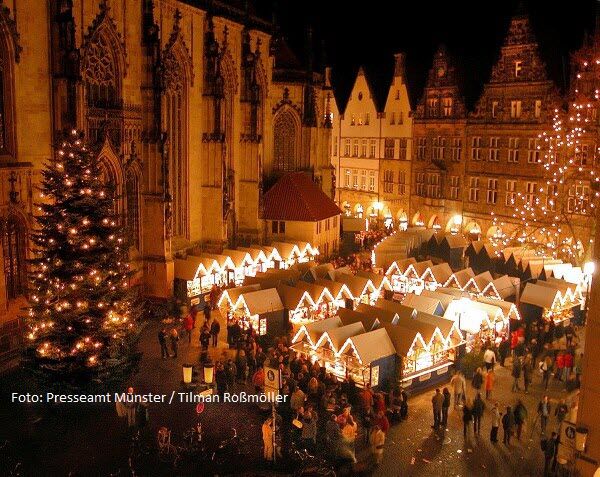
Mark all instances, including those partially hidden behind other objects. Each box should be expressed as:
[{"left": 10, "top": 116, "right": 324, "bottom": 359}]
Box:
[
  {"left": 274, "top": 110, "right": 299, "bottom": 172},
  {"left": 82, "top": 33, "right": 119, "bottom": 109},
  {"left": 125, "top": 171, "right": 140, "bottom": 249},
  {"left": 3, "top": 216, "right": 26, "bottom": 299},
  {"left": 0, "top": 32, "right": 16, "bottom": 158}
]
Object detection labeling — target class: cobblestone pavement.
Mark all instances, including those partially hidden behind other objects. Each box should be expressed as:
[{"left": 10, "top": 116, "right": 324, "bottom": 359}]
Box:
[{"left": 0, "top": 309, "right": 582, "bottom": 476}]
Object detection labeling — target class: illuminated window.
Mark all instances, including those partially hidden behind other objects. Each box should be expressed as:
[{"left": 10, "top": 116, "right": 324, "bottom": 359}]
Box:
[
  {"left": 527, "top": 138, "right": 540, "bottom": 163},
  {"left": 525, "top": 181, "right": 537, "bottom": 206},
  {"left": 274, "top": 110, "right": 299, "bottom": 172},
  {"left": 471, "top": 137, "right": 482, "bottom": 160},
  {"left": 508, "top": 138, "right": 520, "bottom": 163},
  {"left": 514, "top": 60, "right": 522, "bottom": 77},
  {"left": 488, "top": 137, "right": 499, "bottom": 161},
  {"left": 510, "top": 100, "right": 522, "bottom": 118},
  {"left": 505, "top": 180, "right": 517, "bottom": 206},
  {"left": 369, "top": 139, "right": 376, "bottom": 158},
  {"left": 491, "top": 101, "right": 499, "bottom": 118}
]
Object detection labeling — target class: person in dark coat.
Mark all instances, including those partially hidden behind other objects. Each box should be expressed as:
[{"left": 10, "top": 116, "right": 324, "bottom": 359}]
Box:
[
  {"left": 542, "top": 432, "right": 558, "bottom": 476},
  {"left": 400, "top": 390, "right": 409, "bottom": 420},
  {"left": 210, "top": 319, "right": 220, "bottom": 347},
  {"left": 513, "top": 400, "right": 528, "bottom": 440},
  {"left": 471, "top": 368, "right": 483, "bottom": 391},
  {"left": 169, "top": 328, "right": 179, "bottom": 358},
  {"left": 158, "top": 328, "right": 169, "bottom": 358},
  {"left": 472, "top": 393, "right": 485, "bottom": 435},
  {"left": 511, "top": 357, "right": 522, "bottom": 392},
  {"left": 462, "top": 401, "right": 473, "bottom": 438},
  {"left": 502, "top": 406, "right": 513, "bottom": 445},
  {"left": 203, "top": 303, "right": 211, "bottom": 324},
  {"left": 431, "top": 389, "right": 444, "bottom": 430},
  {"left": 441, "top": 388, "right": 451, "bottom": 428},
  {"left": 215, "top": 361, "right": 228, "bottom": 397}
]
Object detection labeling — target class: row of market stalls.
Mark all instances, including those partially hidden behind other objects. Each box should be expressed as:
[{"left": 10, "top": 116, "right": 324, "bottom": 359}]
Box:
[
  {"left": 520, "top": 279, "right": 583, "bottom": 325},
  {"left": 384, "top": 258, "right": 520, "bottom": 300},
  {"left": 173, "top": 241, "right": 319, "bottom": 306}
]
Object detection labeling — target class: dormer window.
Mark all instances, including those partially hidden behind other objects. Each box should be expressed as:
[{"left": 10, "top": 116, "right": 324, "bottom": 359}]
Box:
[
  {"left": 358, "top": 92, "right": 363, "bottom": 101},
  {"left": 514, "top": 60, "right": 522, "bottom": 78},
  {"left": 395, "top": 90, "right": 400, "bottom": 100}
]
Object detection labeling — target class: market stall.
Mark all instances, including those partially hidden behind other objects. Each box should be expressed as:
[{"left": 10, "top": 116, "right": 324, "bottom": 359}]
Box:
[
  {"left": 277, "top": 284, "right": 317, "bottom": 325},
  {"left": 385, "top": 257, "right": 417, "bottom": 292},
  {"left": 337, "top": 307, "right": 381, "bottom": 332},
  {"left": 480, "top": 274, "right": 518, "bottom": 300},
  {"left": 438, "top": 234, "right": 468, "bottom": 269},
  {"left": 228, "top": 288, "right": 285, "bottom": 338},
  {"left": 355, "top": 303, "right": 404, "bottom": 325},
  {"left": 259, "top": 246, "right": 283, "bottom": 270},
  {"left": 292, "top": 316, "right": 343, "bottom": 349},
  {"left": 315, "top": 278, "right": 354, "bottom": 309},
  {"left": 420, "top": 289, "right": 457, "bottom": 312},
  {"left": 336, "top": 327, "right": 398, "bottom": 389},
  {"left": 445, "top": 267, "right": 476, "bottom": 292},
  {"left": 477, "top": 296, "right": 521, "bottom": 321},
  {"left": 310, "top": 263, "right": 335, "bottom": 281},
  {"left": 222, "top": 249, "right": 255, "bottom": 284},
  {"left": 334, "top": 273, "right": 378, "bottom": 306},
  {"left": 315, "top": 322, "right": 366, "bottom": 356},
  {"left": 294, "top": 281, "right": 338, "bottom": 321},
  {"left": 356, "top": 270, "right": 393, "bottom": 298},
  {"left": 190, "top": 253, "right": 237, "bottom": 288},
  {"left": 217, "top": 284, "right": 261, "bottom": 311},
  {"left": 236, "top": 247, "right": 271, "bottom": 274},
  {"left": 174, "top": 257, "right": 208, "bottom": 306},
  {"left": 427, "top": 263, "right": 453, "bottom": 291},
  {"left": 473, "top": 271, "right": 493, "bottom": 296},
  {"left": 373, "top": 298, "right": 417, "bottom": 321}
]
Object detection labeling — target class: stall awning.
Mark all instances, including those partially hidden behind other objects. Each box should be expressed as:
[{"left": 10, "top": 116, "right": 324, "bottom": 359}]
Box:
[
  {"left": 317, "top": 322, "right": 366, "bottom": 352},
  {"left": 414, "top": 311, "right": 463, "bottom": 345},
  {"left": 174, "top": 257, "right": 207, "bottom": 281},
  {"left": 259, "top": 246, "right": 283, "bottom": 263},
  {"left": 379, "top": 315, "right": 442, "bottom": 349},
  {"left": 339, "top": 327, "right": 397, "bottom": 365},
  {"left": 271, "top": 241, "right": 302, "bottom": 261},
  {"left": 191, "top": 253, "right": 236, "bottom": 275},
  {"left": 337, "top": 307, "right": 380, "bottom": 332},
  {"left": 536, "top": 279, "right": 580, "bottom": 303},
  {"left": 240, "top": 288, "right": 284, "bottom": 315},
  {"left": 380, "top": 323, "right": 424, "bottom": 357},
  {"left": 292, "top": 316, "right": 343, "bottom": 346},
  {"left": 477, "top": 296, "right": 521, "bottom": 320},
  {"left": 401, "top": 294, "right": 445, "bottom": 316},
  {"left": 373, "top": 299, "right": 416, "bottom": 321}
]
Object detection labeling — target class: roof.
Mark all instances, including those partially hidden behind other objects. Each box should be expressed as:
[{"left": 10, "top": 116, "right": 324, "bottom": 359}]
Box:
[
  {"left": 237, "top": 247, "right": 269, "bottom": 264},
  {"left": 355, "top": 303, "right": 401, "bottom": 324},
  {"left": 194, "top": 253, "right": 236, "bottom": 271},
  {"left": 174, "top": 257, "right": 206, "bottom": 281},
  {"left": 340, "top": 327, "right": 397, "bottom": 364},
  {"left": 337, "top": 307, "right": 380, "bottom": 332},
  {"left": 449, "top": 268, "right": 475, "bottom": 288},
  {"left": 314, "top": 278, "right": 353, "bottom": 300},
  {"left": 385, "top": 313, "right": 440, "bottom": 345},
  {"left": 277, "top": 284, "right": 312, "bottom": 310},
  {"left": 473, "top": 271, "right": 493, "bottom": 291},
  {"left": 442, "top": 235, "right": 468, "bottom": 249},
  {"left": 435, "top": 287, "right": 470, "bottom": 298},
  {"left": 420, "top": 289, "right": 456, "bottom": 311},
  {"left": 293, "top": 317, "right": 343, "bottom": 346},
  {"left": 386, "top": 257, "right": 418, "bottom": 276},
  {"left": 319, "top": 322, "right": 366, "bottom": 352},
  {"left": 468, "top": 301, "right": 505, "bottom": 322},
  {"left": 401, "top": 294, "right": 444, "bottom": 316},
  {"left": 356, "top": 270, "right": 391, "bottom": 290},
  {"left": 477, "top": 296, "right": 521, "bottom": 320},
  {"left": 219, "top": 284, "right": 261, "bottom": 308},
  {"left": 381, "top": 323, "right": 420, "bottom": 356},
  {"left": 222, "top": 249, "right": 253, "bottom": 268},
  {"left": 241, "top": 288, "right": 284, "bottom": 315},
  {"left": 413, "top": 260, "right": 434, "bottom": 277},
  {"left": 429, "top": 263, "right": 453, "bottom": 284},
  {"left": 373, "top": 299, "right": 416, "bottom": 321},
  {"left": 414, "top": 311, "right": 458, "bottom": 340},
  {"left": 488, "top": 275, "right": 517, "bottom": 299},
  {"left": 259, "top": 246, "right": 282, "bottom": 262},
  {"left": 520, "top": 283, "right": 560, "bottom": 309},
  {"left": 334, "top": 273, "right": 374, "bottom": 297},
  {"left": 271, "top": 242, "right": 302, "bottom": 261},
  {"left": 466, "top": 240, "right": 486, "bottom": 254},
  {"left": 294, "top": 281, "right": 333, "bottom": 304},
  {"left": 272, "top": 36, "right": 304, "bottom": 71},
  {"left": 310, "top": 263, "right": 335, "bottom": 280},
  {"left": 262, "top": 172, "right": 342, "bottom": 222}
]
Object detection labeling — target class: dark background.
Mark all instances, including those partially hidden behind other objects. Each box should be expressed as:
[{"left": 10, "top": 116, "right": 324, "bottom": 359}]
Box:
[{"left": 254, "top": 0, "right": 598, "bottom": 109}]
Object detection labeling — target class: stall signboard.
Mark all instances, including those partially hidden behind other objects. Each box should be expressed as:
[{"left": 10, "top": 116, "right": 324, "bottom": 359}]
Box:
[
  {"left": 264, "top": 366, "right": 281, "bottom": 401},
  {"left": 557, "top": 420, "right": 577, "bottom": 464}
]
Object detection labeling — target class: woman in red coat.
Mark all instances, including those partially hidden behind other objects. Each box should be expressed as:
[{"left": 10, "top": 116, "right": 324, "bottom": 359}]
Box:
[{"left": 555, "top": 352, "right": 565, "bottom": 381}]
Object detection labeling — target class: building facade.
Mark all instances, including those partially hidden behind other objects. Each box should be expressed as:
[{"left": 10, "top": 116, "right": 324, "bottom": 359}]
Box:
[
  {"left": 334, "top": 54, "right": 412, "bottom": 228},
  {"left": 0, "top": 0, "right": 333, "bottom": 368}
]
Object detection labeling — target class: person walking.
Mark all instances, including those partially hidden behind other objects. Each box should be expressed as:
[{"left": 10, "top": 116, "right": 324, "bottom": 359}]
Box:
[
  {"left": 484, "top": 347, "right": 496, "bottom": 371},
  {"left": 431, "top": 388, "right": 444, "bottom": 430},
  {"left": 555, "top": 399, "right": 568, "bottom": 426},
  {"left": 485, "top": 369, "right": 495, "bottom": 400},
  {"left": 301, "top": 406, "right": 318, "bottom": 452},
  {"left": 472, "top": 393, "right": 485, "bottom": 436},
  {"left": 541, "top": 355, "right": 553, "bottom": 390},
  {"left": 450, "top": 371, "right": 466, "bottom": 409},
  {"left": 210, "top": 318, "right": 220, "bottom": 347},
  {"left": 490, "top": 402, "right": 501, "bottom": 443},
  {"left": 513, "top": 399, "right": 528, "bottom": 440},
  {"left": 537, "top": 395, "right": 551, "bottom": 435},
  {"left": 369, "top": 425, "right": 386, "bottom": 466},
  {"left": 262, "top": 416, "right": 274, "bottom": 461},
  {"left": 158, "top": 327, "right": 169, "bottom": 358},
  {"left": 555, "top": 352, "right": 565, "bottom": 382},
  {"left": 502, "top": 406, "right": 513, "bottom": 445},
  {"left": 472, "top": 367, "right": 484, "bottom": 392},
  {"left": 183, "top": 313, "right": 194, "bottom": 344},
  {"left": 462, "top": 400, "right": 473, "bottom": 438},
  {"left": 511, "top": 356, "right": 522, "bottom": 392},
  {"left": 522, "top": 353, "right": 532, "bottom": 394},
  {"left": 442, "top": 387, "right": 451, "bottom": 429},
  {"left": 563, "top": 350, "right": 574, "bottom": 382},
  {"left": 169, "top": 327, "right": 179, "bottom": 358},
  {"left": 203, "top": 302, "right": 211, "bottom": 325},
  {"left": 542, "top": 432, "right": 558, "bottom": 476}
]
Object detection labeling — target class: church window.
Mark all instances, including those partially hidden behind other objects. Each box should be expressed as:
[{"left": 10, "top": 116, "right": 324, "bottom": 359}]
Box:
[
  {"left": 274, "top": 110, "right": 299, "bottom": 172},
  {"left": 2, "top": 216, "right": 26, "bottom": 299}
]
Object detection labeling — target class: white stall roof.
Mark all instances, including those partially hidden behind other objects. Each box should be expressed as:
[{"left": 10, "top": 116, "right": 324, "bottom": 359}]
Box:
[
  {"left": 237, "top": 247, "right": 269, "bottom": 264},
  {"left": 356, "top": 270, "right": 392, "bottom": 290},
  {"left": 277, "top": 284, "right": 312, "bottom": 311},
  {"left": 381, "top": 323, "right": 422, "bottom": 357},
  {"left": 402, "top": 294, "right": 444, "bottom": 316},
  {"left": 341, "top": 327, "right": 397, "bottom": 364},
  {"left": 222, "top": 249, "right": 253, "bottom": 268},
  {"left": 319, "top": 322, "right": 366, "bottom": 352},
  {"left": 355, "top": 303, "right": 401, "bottom": 324},
  {"left": 420, "top": 289, "right": 457, "bottom": 311},
  {"left": 486, "top": 275, "right": 518, "bottom": 299},
  {"left": 271, "top": 242, "right": 302, "bottom": 261},
  {"left": 338, "top": 307, "right": 381, "bottom": 332},
  {"left": 429, "top": 263, "right": 453, "bottom": 285},
  {"left": 448, "top": 268, "right": 476, "bottom": 288},
  {"left": 520, "top": 283, "right": 560, "bottom": 309},
  {"left": 314, "top": 278, "right": 353, "bottom": 300},
  {"left": 241, "top": 288, "right": 284, "bottom": 315},
  {"left": 293, "top": 316, "right": 342, "bottom": 346},
  {"left": 386, "top": 257, "right": 418, "bottom": 276},
  {"left": 373, "top": 299, "right": 416, "bottom": 321},
  {"left": 310, "top": 263, "right": 335, "bottom": 280},
  {"left": 473, "top": 271, "right": 493, "bottom": 292},
  {"left": 174, "top": 257, "right": 206, "bottom": 281},
  {"left": 477, "top": 296, "right": 521, "bottom": 320},
  {"left": 295, "top": 281, "right": 333, "bottom": 305},
  {"left": 443, "top": 234, "right": 468, "bottom": 250},
  {"left": 219, "top": 284, "right": 261, "bottom": 307},
  {"left": 334, "top": 273, "right": 375, "bottom": 298}
]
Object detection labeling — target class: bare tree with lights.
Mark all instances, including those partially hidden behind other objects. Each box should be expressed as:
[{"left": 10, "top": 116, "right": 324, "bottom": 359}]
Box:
[{"left": 24, "top": 130, "right": 141, "bottom": 391}]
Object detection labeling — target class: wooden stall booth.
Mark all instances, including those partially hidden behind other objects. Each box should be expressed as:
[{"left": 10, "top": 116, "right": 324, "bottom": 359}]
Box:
[
  {"left": 174, "top": 257, "right": 208, "bottom": 307},
  {"left": 520, "top": 282, "right": 580, "bottom": 326},
  {"left": 294, "top": 281, "right": 338, "bottom": 321},
  {"left": 226, "top": 288, "right": 285, "bottom": 338}
]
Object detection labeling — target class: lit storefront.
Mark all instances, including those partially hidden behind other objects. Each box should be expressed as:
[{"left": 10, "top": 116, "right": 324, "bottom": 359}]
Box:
[
  {"left": 520, "top": 282, "right": 580, "bottom": 325},
  {"left": 223, "top": 288, "right": 285, "bottom": 338},
  {"left": 294, "top": 281, "right": 338, "bottom": 321}
]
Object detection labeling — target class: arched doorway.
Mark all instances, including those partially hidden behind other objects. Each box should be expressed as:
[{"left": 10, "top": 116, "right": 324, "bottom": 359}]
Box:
[
  {"left": 412, "top": 212, "right": 424, "bottom": 227},
  {"left": 397, "top": 210, "right": 408, "bottom": 231},
  {"left": 465, "top": 221, "right": 482, "bottom": 241},
  {"left": 428, "top": 215, "right": 441, "bottom": 231}
]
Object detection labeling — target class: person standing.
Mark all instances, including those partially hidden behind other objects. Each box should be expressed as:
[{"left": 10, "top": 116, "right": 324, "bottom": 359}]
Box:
[
  {"left": 203, "top": 302, "right": 211, "bottom": 325},
  {"left": 542, "top": 355, "right": 553, "bottom": 390},
  {"left": 431, "top": 388, "right": 444, "bottom": 430},
  {"left": 183, "top": 313, "right": 194, "bottom": 344},
  {"left": 542, "top": 432, "right": 558, "bottom": 476},
  {"left": 158, "top": 328, "right": 169, "bottom": 358},
  {"left": 485, "top": 369, "right": 495, "bottom": 400},
  {"left": 210, "top": 319, "right": 220, "bottom": 347},
  {"left": 301, "top": 406, "right": 318, "bottom": 453},
  {"left": 522, "top": 352, "right": 532, "bottom": 394},
  {"left": 484, "top": 347, "right": 496, "bottom": 371},
  {"left": 513, "top": 400, "right": 528, "bottom": 440},
  {"left": 537, "top": 395, "right": 551, "bottom": 435},
  {"left": 498, "top": 339, "right": 509, "bottom": 367},
  {"left": 169, "top": 327, "right": 179, "bottom": 359},
  {"left": 563, "top": 350, "right": 574, "bottom": 382},
  {"left": 442, "top": 387, "right": 451, "bottom": 429},
  {"left": 490, "top": 402, "right": 500, "bottom": 443},
  {"left": 450, "top": 371, "right": 466, "bottom": 409},
  {"left": 564, "top": 323, "right": 575, "bottom": 348},
  {"left": 376, "top": 410, "right": 390, "bottom": 435},
  {"left": 462, "top": 400, "right": 473, "bottom": 438},
  {"left": 511, "top": 356, "right": 522, "bottom": 392},
  {"left": 472, "top": 367, "right": 483, "bottom": 392},
  {"left": 400, "top": 390, "right": 409, "bottom": 420},
  {"left": 502, "top": 406, "right": 513, "bottom": 445},
  {"left": 555, "top": 352, "right": 565, "bottom": 382},
  {"left": 472, "top": 393, "right": 485, "bottom": 436},
  {"left": 555, "top": 399, "right": 568, "bottom": 426},
  {"left": 369, "top": 425, "right": 385, "bottom": 466}
]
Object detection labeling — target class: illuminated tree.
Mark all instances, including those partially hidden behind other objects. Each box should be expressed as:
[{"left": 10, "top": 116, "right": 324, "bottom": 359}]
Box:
[{"left": 24, "top": 130, "right": 141, "bottom": 391}]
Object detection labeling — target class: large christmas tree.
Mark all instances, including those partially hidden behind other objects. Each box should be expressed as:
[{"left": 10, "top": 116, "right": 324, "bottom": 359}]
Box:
[{"left": 25, "top": 130, "right": 141, "bottom": 391}]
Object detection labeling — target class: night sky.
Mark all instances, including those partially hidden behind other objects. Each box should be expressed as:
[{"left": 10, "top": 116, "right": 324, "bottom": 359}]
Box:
[{"left": 256, "top": 0, "right": 598, "bottom": 110}]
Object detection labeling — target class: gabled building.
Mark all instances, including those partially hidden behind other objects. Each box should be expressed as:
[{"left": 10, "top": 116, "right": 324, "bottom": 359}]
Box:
[
  {"left": 411, "top": 45, "right": 467, "bottom": 232},
  {"left": 334, "top": 54, "right": 412, "bottom": 228},
  {"left": 462, "top": 7, "right": 561, "bottom": 240}
]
